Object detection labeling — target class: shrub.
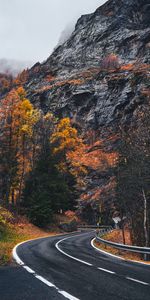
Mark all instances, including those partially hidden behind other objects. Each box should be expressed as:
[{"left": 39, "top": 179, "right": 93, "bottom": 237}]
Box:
[
  {"left": 101, "top": 54, "right": 120, "bottom": 70},
  {"left": 0, "top": 207, "right": 14, "bottom": 237}
]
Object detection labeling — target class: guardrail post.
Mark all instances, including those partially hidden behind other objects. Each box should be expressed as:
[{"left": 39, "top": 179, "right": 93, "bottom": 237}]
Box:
[
  {"left": 144, "top": 253, "right": 149, "bottom": 261},
  {"left": 95, "top": 229, "right": 150, "bottom": 261}
]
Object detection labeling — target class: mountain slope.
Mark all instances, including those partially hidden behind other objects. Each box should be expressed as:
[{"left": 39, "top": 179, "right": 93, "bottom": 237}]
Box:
[
  {"left": 24, "top": 0, "right": 149, "bottom": 131},
  {"left": 43, "top": 0, "right": 150, "bottom": 74},
  {"left": 0, "top": 0, "right": 149, "bottom": 228}
]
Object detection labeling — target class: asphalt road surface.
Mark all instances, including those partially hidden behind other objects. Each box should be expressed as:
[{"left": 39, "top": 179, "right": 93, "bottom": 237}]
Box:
[{"left": 1, "top": 231, "right": 150, "bottom": 300}]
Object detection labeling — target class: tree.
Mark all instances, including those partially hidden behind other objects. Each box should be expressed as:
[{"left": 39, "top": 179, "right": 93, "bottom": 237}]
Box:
[
  {"left": 22, "top": 115, "right": 79, "bottom": 227},
  {"left": 0, "top": 89, "right": 20, "bottom": 205},
  {"left": 23, "top": 151, "right": 73, "bottom": 227},
  {"left": 51, "top": 117, "right": 82, "bottom": 155},
  {"left": 115, "top": 104, "right": 150, "bottom": 247},
  {"left": 0, "top": 87, "right": 40, "bottom": 209},
  {"left": 50, "top": 117, "right": 85, "bottom": 177}
]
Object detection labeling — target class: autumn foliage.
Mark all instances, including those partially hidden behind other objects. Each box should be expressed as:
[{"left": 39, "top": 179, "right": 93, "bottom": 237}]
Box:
[
  {"left": 0, "top": 93, "right": 87, "bottom": 226},
  {"left": 101, "top": 54, "right": 120, "bottom": 70},
  {"left": 0, "top": 87, "right": 40, "bottom": 206}
]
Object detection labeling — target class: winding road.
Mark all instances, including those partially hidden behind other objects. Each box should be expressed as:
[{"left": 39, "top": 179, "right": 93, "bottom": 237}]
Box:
[{"left": 1, "top": 231, "right": 150, "bottom": 300}]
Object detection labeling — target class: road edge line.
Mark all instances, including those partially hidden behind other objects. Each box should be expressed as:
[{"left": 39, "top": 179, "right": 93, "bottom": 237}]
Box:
[
  {"left": 91, "top": 238, "right": 125, "bottom": 260},
  {"left": 55, "top": 232, "right": 93, "bottom": 266},
  {"left": 91, "top": 238, "right": 150, "bottom": 266},
  {"left": 12, "top": 233, "right": 80, "bottom": 300}
]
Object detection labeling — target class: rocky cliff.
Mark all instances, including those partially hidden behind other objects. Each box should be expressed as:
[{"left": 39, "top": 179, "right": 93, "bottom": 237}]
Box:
[
  {"left": 1, "top": 0, "right": 149, "bottom": 222},
  {"left": 23, "top": 0, "right": 150, "bottom": 133}
]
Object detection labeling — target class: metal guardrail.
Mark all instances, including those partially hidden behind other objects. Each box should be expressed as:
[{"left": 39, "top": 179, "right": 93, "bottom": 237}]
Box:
[
  {"left": 78, "top": 225, "right": 112, "bottom": 229},
  {"left": 96, "top": 229, "right": 150, "bottom": 255},
  {"left": 78, "top": 225, "right": 112, "bottom": 232}
]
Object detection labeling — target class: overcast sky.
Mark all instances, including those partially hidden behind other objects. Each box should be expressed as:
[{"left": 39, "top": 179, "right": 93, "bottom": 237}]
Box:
[{"left": 0, "top": 0, "right": 106, "bottom": 64}]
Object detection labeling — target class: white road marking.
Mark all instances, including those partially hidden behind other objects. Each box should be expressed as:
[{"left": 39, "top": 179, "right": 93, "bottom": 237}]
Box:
[
  {"left": 35, "top": 275, "right": 57, "bottom": 288},
  {"left": 58, "top": 290, "right": 79, "bottom": 300},
  {"left": 35, "top": 275, "right": 80, "bottom": 299},
  {"left": 55, "top": 234, "right": 93, "bottom": 266},
  {"left": 91, "top": 238, "right": 150, "bottom": 267},
  {"left": 12, "top": 243, "right": 25, "bottom": 266},
  {"left": 91, "top": 238, "right": 125, "bottom": 261},
  {"left": 12, "top": 235, "right": 81, "bottom": 300},
  {"left": 98, "top": 267, "right": 115, "bottom": 274},
  {"left": 12, "top": 231, "right": 150, "bottom": 300},
  {"left": 23, "top": 266, "right": 35, "bottom": 273},
  {"left": 126, "top": 277, "right": 149, "bottom": 286}
]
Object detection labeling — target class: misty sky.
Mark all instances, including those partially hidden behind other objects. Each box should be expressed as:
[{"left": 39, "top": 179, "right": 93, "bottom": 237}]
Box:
[{"left": 0, "top": 0, "right": 106, "bottom": 64}]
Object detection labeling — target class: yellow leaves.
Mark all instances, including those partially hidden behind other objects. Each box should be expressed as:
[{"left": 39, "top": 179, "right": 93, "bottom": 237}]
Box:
[
  {"left": 20, "top": 124, "right": 33, "bottom": 138},
  {"left": 57, "top": 117, "right": 70, "bottom": 129},
  {"left": 16, "top": 86, "right": 26, "bottom": 99},
  {"left": 19, "top": 99, "right": 32, "bottom": 112},
  {"left": 43, "top": 112, "right": 53, "bottom": 121},
  {"left": 20, "top": 124, "right": 30, "bottom": 134},
  {"left": 1, "top": 86, "right": 40, "bottom": 139},
  {"left": 50, "top": 117, "right": 86, "bottom": 181},
  {"left": 51, "top": 118, "right": 82, "bottom": 155},
  {"left": 12, "top": 93, "right": 40, "bottom": 138},
  {"left": 57, "top": 162, "right": 68, "bottom": 173}
]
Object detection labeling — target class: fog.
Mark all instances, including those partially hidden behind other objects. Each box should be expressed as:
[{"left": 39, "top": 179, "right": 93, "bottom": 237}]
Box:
[
  {"left": 0, "top": 0, "right": 107, "bottom": 65},
  {"left": 0, "top": 58, "right": 33, "bottom": 76}
]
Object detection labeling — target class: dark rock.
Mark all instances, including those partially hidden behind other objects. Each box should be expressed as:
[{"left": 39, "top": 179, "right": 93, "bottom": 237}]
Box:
[
  {"left": 0, "top": 0, "right": 149, "bottom": 225},
  {"left": 23, "top": 0, "right": 149, "bottom": 132}
]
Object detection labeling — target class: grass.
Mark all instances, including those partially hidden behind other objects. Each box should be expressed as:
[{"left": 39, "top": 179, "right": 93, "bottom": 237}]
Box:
[
  {"left": 0, "top": 211, "right": 78, "bottom": 266},
  {"left": 0, "top": 220, "right": 59, "bottom": 266},
  {"left": 94, "top": 229, "right": 150, "bottom": 264}
]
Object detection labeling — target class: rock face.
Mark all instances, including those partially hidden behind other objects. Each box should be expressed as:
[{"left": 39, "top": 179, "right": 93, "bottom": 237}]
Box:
[
  {"left": 25, "top": 0, "right": 150, "bottom": 132},
  {"left": 0, "top": 0, "right": 148, "bottom": 223},
  {"left": 21, "top": 0, "right": 149, "bottom": 223},
  {"left": 43, "top": 0, "right": 150, "bottom": 73}
]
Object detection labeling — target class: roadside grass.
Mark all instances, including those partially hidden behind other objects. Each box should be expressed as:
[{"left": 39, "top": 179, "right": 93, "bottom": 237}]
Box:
[
  {"left": 0, "top": 220, "right": 59, "bottom": 266},
  {"left": 94, "top": 229, "right": 150, "bottom": 264},
  {"left": 0, "top": 211, "right": 78, "bottom": 266}
]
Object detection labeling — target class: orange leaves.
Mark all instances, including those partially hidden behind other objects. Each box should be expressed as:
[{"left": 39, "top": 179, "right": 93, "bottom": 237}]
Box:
[
  {"left": 121, "top": 63, "right": 150, "bottom": 74},
  {"left": 35, "top": 78, "right": 84, "bottom": 93},
  {"left": 65, "top": 210, "right": 76, "bottom": 218},
  {"left": 67, "top": 142, "right": 118, "bottom": 191},
  {"left": 120, "top": 64, "right": 134, "bottom": 71},
  {"left": 37, "top": 67, "right": 101, "bottom": 94},
  {"left": 80, "top": 177, "right": 116, "bottom": 203},
  {"left": 13, "top": 69, "right": 29, "bottom": 86},
  {"left": 16, "top": 86, "right": 27, "bottom": 99},
  {"left": 66, "top": 136, "right": 118, "bottom": 192},
  {"left": 68, "top": 135, "right": 119, "bottom": 204},
  {"left": 68, "top": 79, "right": 84, "bottom": 85},
  {"left": 72, "top": 143, "right": 118, "bottom": 171},
  {"left": 80, "top": 188, "right": 103, "bottom": 202},
  {"left": 67, "top": 146, "right": 88, "bottom": 178}
]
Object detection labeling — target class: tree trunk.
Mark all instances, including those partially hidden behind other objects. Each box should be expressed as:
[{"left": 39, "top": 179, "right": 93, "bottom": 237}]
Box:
[
  {"left": 142, "top": 189, "right": 149, "bottom": 261},
  {"left": 143, "top": 189, "right": 149, "bottom": 247},
  {"left": 122, "top": 225, "right": 126, "bottom": 245},
  {"left": 18, "top": 135, "right": 25, "bottom": 211}
]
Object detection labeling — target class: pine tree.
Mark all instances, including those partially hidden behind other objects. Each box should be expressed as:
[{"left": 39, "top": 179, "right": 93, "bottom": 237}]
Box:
[{"left": 23, "top": 152, "right": 73, "bottom": 227}]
